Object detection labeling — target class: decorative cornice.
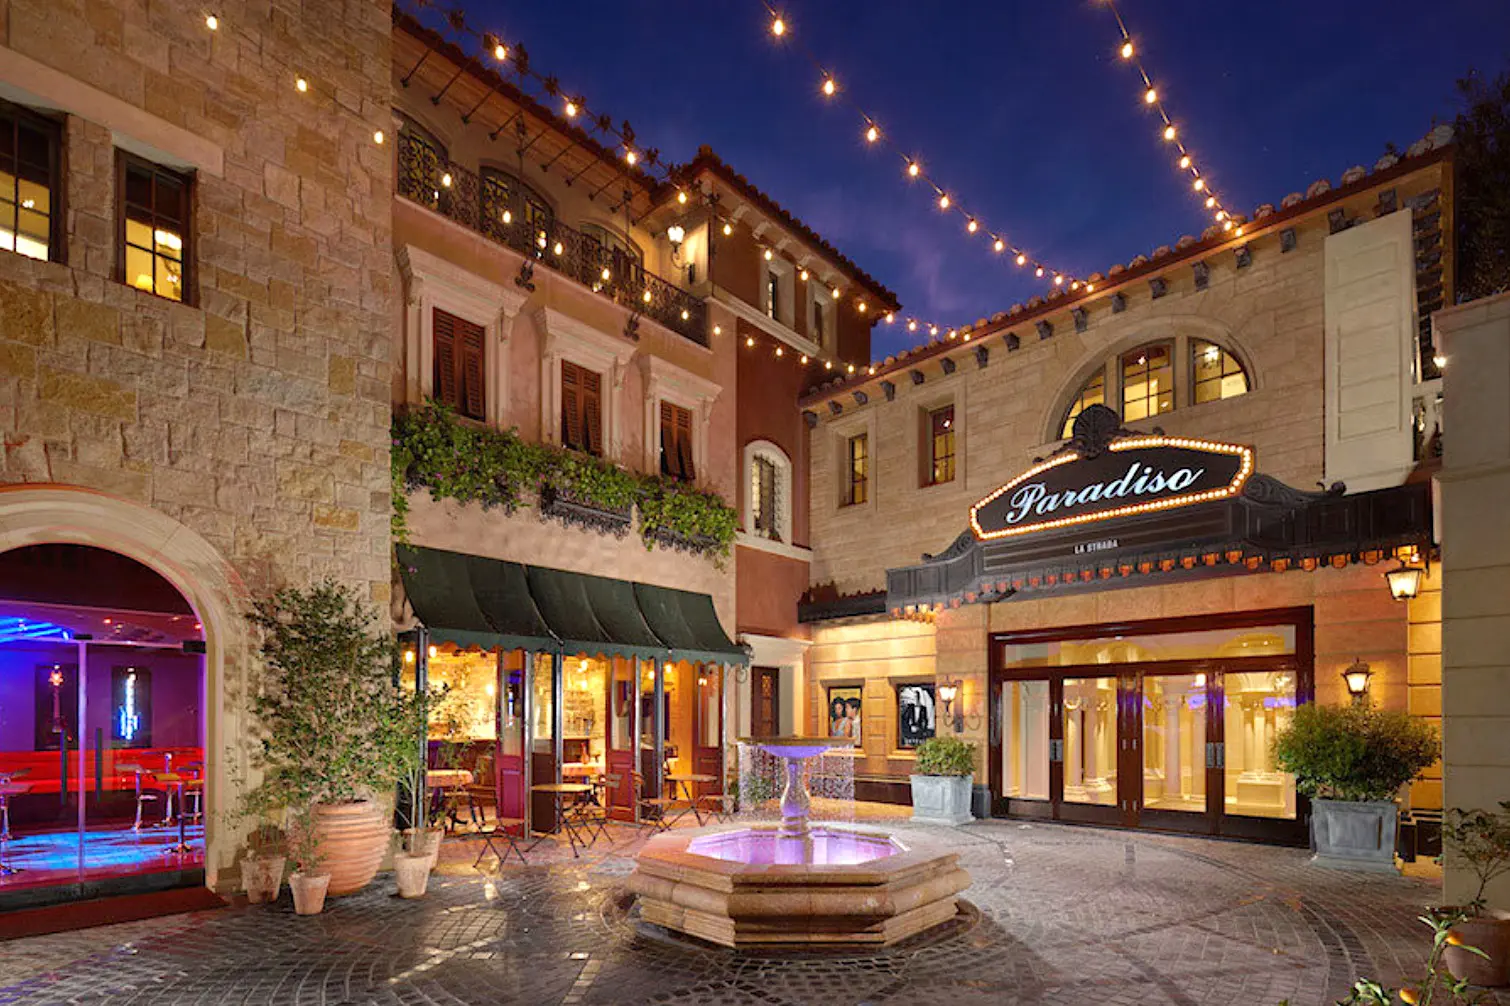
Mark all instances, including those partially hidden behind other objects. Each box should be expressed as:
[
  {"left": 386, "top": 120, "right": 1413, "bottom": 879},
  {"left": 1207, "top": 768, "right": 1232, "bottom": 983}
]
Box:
[{"left": 713, "top": 289, "right": 822, "bottom": 358}]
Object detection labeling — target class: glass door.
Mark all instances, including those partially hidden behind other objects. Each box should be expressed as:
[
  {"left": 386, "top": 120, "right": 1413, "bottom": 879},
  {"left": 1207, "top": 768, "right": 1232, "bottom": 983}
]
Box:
[
  {"left": 1218, "top": 666, "right": 1301, "bottom": 841},
  {"left": 691, "top": 664, "right": 724, "bottom": 801},
  {"left": 497, "top": 650, "right": 527, "bottom": 832},
  {"left": 1056, "top": 675, "right": 1123, "bottom": 826},
  {"left": 639, "top": 659, "right": 661, "bottom": 816},
  {"left": 1134, "top": 668, "right": 1217, "bottom": 835},
  {"left": 990, "top": 677, "right": 1052, "bottom": 819},
  {"left": 604, "top": 657, "right": 637, "bottom": 821},
  {"left": 528, "top": 652, "right": 557, "bottom": 835}
]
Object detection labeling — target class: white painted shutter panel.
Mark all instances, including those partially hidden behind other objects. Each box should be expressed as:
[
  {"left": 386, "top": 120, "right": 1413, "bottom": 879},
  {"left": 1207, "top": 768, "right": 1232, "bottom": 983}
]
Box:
[{"left": 1323, "top": 211, "right": 1417, "bottom": 492}]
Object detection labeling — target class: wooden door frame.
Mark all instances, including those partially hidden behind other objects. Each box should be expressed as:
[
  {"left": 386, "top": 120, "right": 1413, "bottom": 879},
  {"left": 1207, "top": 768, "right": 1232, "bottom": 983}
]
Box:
[{"left": 751, "top": 666, "right": 780, "bottom": 738}]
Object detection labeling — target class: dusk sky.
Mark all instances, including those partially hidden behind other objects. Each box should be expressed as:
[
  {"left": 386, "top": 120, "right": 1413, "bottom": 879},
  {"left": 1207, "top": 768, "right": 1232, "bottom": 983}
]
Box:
[{"left": 464, "top": 1, "right": 1509, "bottom": 359}]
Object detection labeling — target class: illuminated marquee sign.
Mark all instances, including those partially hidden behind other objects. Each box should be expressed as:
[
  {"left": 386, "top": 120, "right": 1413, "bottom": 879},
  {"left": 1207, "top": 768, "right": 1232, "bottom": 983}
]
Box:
[{"left": 970, "top": 434, "right": 1254, "bottom": 540}]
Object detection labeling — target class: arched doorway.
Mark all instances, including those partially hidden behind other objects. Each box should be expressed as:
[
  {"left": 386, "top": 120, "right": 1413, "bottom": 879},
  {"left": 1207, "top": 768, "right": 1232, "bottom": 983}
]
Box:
[
  {"left": 0, "top": 487, "right": 248, "bottom": 908},
  {"left": 0, "top": 544, "right": 207, "bottom": 902}
]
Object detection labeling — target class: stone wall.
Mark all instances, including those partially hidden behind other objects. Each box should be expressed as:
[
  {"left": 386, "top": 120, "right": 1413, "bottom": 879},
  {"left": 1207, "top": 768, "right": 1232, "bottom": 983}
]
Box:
[{"left": 0, "top": 0, "right": 395, "bottom": 603}]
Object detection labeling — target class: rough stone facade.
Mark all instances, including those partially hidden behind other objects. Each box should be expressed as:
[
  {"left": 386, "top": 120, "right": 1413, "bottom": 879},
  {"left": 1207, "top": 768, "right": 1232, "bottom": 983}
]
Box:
[{"left": 0, "top": 0, "right": 394, "bottom": 603}]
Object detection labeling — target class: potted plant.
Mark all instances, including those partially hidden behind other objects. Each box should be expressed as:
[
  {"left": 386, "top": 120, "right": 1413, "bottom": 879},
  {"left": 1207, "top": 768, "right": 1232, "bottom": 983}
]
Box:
[
  {"left": 391, "top": 688, "right": 453, "bottom": 898},
  {"left": 1290, "top": 909, "right": 1488, "bottom": 1006},
  {"left": 240, "top": 821, "right": 287, "bottom": 905},
  {"left": 1442, "top": 801, "right": 1510, "bottom": 987},
  {"left": 1273, "top": 703, "right": 1439, "bottom": 873},
  {"left": 286, "top": 806, "right": 330, "bottom": 916},
  {"left": 909, "top": 736, "right": 977, "bottom": 826},
  {"left": 247, "top": 581, "right": 427, "bottom": 897}
]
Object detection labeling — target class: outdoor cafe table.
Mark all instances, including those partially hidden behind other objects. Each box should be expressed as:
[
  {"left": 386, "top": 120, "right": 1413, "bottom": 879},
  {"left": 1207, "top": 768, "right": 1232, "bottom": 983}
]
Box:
[
  {"left": 426, "top": 769, "right": 473, "bottom": 831},
  {"left": 529, "top": 783, "right": 595, "bottom": 857},
  {"left": 664, "top": 773, "right": 717, "bottom": 825}
]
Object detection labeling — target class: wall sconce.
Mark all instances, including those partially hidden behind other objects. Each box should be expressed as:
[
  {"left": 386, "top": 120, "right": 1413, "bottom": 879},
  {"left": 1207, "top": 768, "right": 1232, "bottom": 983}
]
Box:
[
  {"left": 1385, "top": 560, "right": 1425, "bottom": 601},
  {"left": 937, "top": 679, "right": 959, "bottom": 732},
  {"left": 666, "top": 224, "right": 685, "bottom": 248},
  {"left": 1342, "top": 657, "right": 1373, "bottom": 706}
]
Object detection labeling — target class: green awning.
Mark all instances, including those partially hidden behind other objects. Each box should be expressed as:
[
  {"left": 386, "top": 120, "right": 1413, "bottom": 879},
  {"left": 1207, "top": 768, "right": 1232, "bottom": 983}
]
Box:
[
  {"left": 635, "top": 583, "right": 748, "bottom": 665},
  {"left": 527, "top": 566, "right": 666, "bottom": 662},
  {"left": 465, "top": 554, "right": 556, "bottom": 652},
  {"left": 396, "top": 544, "right": 512, "bottom": 651}
]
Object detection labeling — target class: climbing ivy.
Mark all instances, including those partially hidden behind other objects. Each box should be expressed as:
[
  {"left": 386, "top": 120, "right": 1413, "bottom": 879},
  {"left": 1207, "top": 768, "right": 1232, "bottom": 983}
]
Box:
[{"left": 391, "top": 403, "right": 737, "bottom": 563}]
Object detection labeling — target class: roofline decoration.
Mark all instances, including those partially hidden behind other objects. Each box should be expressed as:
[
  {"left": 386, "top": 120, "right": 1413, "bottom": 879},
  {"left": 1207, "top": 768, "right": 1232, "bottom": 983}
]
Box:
[{"left": 800, "top": 131, "right": 1454, "bottom": 408}]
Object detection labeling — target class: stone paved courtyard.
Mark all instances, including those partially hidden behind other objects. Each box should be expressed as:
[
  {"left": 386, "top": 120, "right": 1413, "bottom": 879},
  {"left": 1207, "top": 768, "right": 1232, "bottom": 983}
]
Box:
[{"left": 3, "top": 816, "right": 1503, "bottom": 1006}]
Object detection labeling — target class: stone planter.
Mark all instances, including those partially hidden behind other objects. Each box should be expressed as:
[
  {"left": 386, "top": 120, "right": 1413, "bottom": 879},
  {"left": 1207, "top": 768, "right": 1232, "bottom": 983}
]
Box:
[
  {"left": 646, "top": 525, "right": 721, "bottom": 556},
  {"left": 404, "top": 826, "right": 445, "bottom": 872},
  {"left": 240, "top": 854, "right": 286, "bottom": 905},
  {"left": 539, "top": 486, "right": 631, "bottom": 537},
  {"left": 393, "top": 853, "right": 432, "bottom": 899},
  {"left": 1446, "top": 911, "right": 1510, "bottom": 987},
  {"left": 313, "top": 799, "right": 389, "bottom": 896},
  {"left": 289, "top": 872, "right": 330, "bottom": 916},
  {"left": 909, "top": 774, "right": 975, "bottom": 826},
  {"left": 1309, "top": 798, "right": 1399, "bottom": 873}
]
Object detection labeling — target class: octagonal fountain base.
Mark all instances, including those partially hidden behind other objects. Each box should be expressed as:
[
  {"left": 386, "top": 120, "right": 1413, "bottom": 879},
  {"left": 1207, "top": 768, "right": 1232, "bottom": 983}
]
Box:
[{"left": 627, "top": 824, "right": 971, "bottom": 948}]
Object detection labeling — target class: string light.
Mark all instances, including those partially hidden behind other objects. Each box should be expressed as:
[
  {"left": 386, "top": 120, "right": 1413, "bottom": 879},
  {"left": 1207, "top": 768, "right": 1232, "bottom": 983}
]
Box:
[
  {"left": 1016, "top": 253, "right": 1027, "bottom": 266},
  {"left": 295, "top": 76, "right": 308, "bottom": 92},
  {"left": 770, "top": 14, "right": 786, "bottom": 36},
  {"left": 966, "top": 218, "right": 978, "bottom": 233},
  {"left": 677, "top": 190, "right": 688, "bottom": 205},
  {"left": 492, "top": 39, "right": 507, "bottom": 60},
  {"left": 1163, "top": 124, "right": 1176, "bottom": 141},
  {"left": 821, "top": 76, "right": 836, "bottom": 97},
  {"left": 624, "top": 148, "right": 638, "bottom": 165},
  {"left": 993, "top": 238, "right": 1005, "bottom": 253},
  {"left": 374, "top": 129, "right": 385, "bottom": 144},
  {"left": 799, "top": 268, "right": 809, "bottom": 281},
  {"left": 865, "top": 123, "right": 879, "bottom": 143},
  {"left": 205, "top": 13, "right": 219, "bottom": 30},
  {"left": 564, "top": 99, "right": 578, "bottom": 118},
  {"left": 938, "top": 193, "right": 950, "bottom": 210},
  {"left": 764, "top": 247, "right": 774, "bottom": 261},
  {"left": 1143, "top": 87, "right": 1157, "bottom": 104},
  {"left": 775, "top": 345, "right": 784, "bottom": 356},
  {"left": 1120, "top": 39, "right": 1133, "bottom": 59},
  {"left": 907, "top": 160, "right": 920, "bottom": 178},
  {"left": 723, "top": 222, "right": 733, "bottom": 236}
]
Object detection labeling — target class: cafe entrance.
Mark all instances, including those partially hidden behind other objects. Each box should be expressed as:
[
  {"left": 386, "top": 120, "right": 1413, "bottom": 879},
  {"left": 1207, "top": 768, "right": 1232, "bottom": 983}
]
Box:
[{"left": 989, "top": 608, "right": 1312, "bottom": 845}]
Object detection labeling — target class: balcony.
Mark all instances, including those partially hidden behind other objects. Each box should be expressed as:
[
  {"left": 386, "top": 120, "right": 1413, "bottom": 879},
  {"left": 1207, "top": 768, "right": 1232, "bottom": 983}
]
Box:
[{"left": 396, "top": 130, "right": 707, "bottom": 347}]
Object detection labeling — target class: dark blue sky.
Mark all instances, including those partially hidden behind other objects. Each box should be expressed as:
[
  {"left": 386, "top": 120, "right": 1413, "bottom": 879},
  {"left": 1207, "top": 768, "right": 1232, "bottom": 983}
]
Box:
[{"left": 466, "top": 1, "right": 1509, "bottom": 359}]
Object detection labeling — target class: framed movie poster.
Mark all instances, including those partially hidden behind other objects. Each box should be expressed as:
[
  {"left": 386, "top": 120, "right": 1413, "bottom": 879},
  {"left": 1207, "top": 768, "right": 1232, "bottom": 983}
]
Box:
[
  {"left": 826, "top": 685, "right": 863, "bottom": 743},
  {"left": 896, "top": 682, "right": 936, "bottom": 748}
]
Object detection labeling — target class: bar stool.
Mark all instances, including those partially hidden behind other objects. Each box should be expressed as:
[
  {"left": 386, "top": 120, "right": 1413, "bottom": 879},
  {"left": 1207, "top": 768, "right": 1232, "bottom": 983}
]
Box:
[
  {"left": 0, "top": 776, "right": 32, "bottom": 877},
  {"left": 181, "top": 762, "right": 205, "bottom": 824},
  {"left": 118, "top": 764, "right": 163, "bottom": 832}
]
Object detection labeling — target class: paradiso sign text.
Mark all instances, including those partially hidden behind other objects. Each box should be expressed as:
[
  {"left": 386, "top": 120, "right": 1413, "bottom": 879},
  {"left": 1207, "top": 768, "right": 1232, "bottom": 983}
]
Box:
[{"left": 969, "top": 435, "right": 1255, "bottom": 540}]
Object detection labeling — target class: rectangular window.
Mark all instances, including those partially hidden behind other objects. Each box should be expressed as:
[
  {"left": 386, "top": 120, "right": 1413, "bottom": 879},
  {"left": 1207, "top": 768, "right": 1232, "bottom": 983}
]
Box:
[
  {"left": 0, "top": 99, "right": 62, "bottom": 262},
  {"left": 765, "top": 269, "right": 780, "bottom": 320},
  {"left": 1121, "top": 343, "right": 1173, "bottom": 421},
  {"left": 560, "top": 359, "right": 604, "bottom": 455},
  {"left": 432, "top": 308, "right": 486, "bottom": 421},
  {"left": 896, "top": 682, "right": 936, "bottom": 748},
  {"left": 811, "top": 296, "right": 826, "bottom": 345},
  {"left": 751, "top": 455, "right": 780, "bottom": 540},
  {"left": 659, "top": 400, "right": 695, "bottom": 482},
  {"left": 118, "top": 152, "right": 191, "bottom": 303},
  {"left": 925, "top": 405, "right": 955, "bottom": 486},
  {"left": 845, "top": 433, "right": 868, "bottom": 506}
]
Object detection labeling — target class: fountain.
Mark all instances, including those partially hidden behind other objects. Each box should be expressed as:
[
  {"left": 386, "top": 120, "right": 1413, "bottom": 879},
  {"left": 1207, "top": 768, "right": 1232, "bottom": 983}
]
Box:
[{"left": 628, "top": 737, "right": 971, "bottom": 947}]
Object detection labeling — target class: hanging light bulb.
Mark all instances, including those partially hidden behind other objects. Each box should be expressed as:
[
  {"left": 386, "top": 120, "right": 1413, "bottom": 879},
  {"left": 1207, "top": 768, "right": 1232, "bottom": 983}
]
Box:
[
  {"left": 1205, "top": 196, "right": 1216, "bottom": 208},
  {"left": 928, "top": 325, "right": 938, "bottom": 337},
  {"left": 205, "top": 13, "right": 219, "bottom": 30},
  {"left": 884, "top": 312, "right": 894, "bottom": 324},
  {"left": 625, "top": 148, "right": 638, "bottom": 166},
  {"left": 775, "top": 346, "right": 784, "bottom": 356},
  {"left": 564, "top": 99, "right": 578, "bottom": 118},
  {"left": 831, "top": 286, "right": 841, "bottom": 299},
  {"left": 441, "top": 172, "right": 452, "bottom": 188},
  {"left": 373, "top": 129, "right": 385, "bottom": 145},
  {"left": 1120, "top": 39, "right": 1134, "bottom": 59},
  {"left": 763, "top": 247, "right": 774, "bottom": 261},
  {"left": 799, "top": 268, "right": 809, "bottom": 281},
  {"left": 1179, "top": 155, "right": 1191, "bottom": 169},
  {"left": 907, "top": 160, "right": 920, "bottom": 178},
  {"left": 1035, "top": 266, "right": 1045, "bottom": 278},
  {"left": 1215, "top": 210, "right": 1227, "bottom": 221},
  {"left": 1223, "top": 219, "right": 1233, "bottom": 231},
  {"left": 723, "top": 221, "right": 733, "bottom": 236},
  {"left": 713, "top": 324, "right": 722, "bottom": 336},
  {"left": 677, "top": 190, "right": 688, "bottom": 205},
  {"left": 907, "top": 319, "right": 918, "bottom": 332},
  {"left": 771, "top": 15, "right": 786, "bottom": 36},
  {"left": 1054, "top": 274, "right": 1064, "bottom": 286},
  {"left": 821, "top": 76, "right": 836, "bottom": 97},
  {"left": 295, "top": 76, "right": 308, "bottom": 92},
  {"left": 1163, "top": 124, "right": 1176, "bottom": 141},
  {"left": 966, "top": 218, "right": 978, "bottom": 234},
  {"left": 601, "top": 266, "right": 612, "bottom": 281},
  {"left": 846, "top": 363, "right": 855, "bottom": 374},
  {"left": 867, "top": 365, "right": 876, "bottom": 375},
  {"left": 993, "top": 238, "right": 1005, "bottom": 253},
  {"left": 1144, "top": 87, "right": 1157, "bottom": 104},
  {"left": 746, "top": 335, "right": 755, "bottom": 347},
  {"left": 1016, "top": 253, "right": 1027, "bottom": 266},
  {"left": 800, "top": 354, "right": 808, "bottom": 364},
  {"left": 938, "top": 193, "right": 950, "bottom": 210},
  {"left": 865, "top": 124, "right": 879, "bottom": 143},
  {"left": 857, "top": 301, "right": 867, "bottom": 313},
  {"left": 824, "top": 360, "right": 832, "bottom": 369},
  {"left": 1192, "top": 178, "right": 1205, "bottom": 191},
  {"left": 492, "top": 39, "right": 507, "bottom": 60}
]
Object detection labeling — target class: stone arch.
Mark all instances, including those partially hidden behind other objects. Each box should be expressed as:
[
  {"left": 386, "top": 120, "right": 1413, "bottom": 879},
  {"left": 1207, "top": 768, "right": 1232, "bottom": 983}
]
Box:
[{"left": 0, "top": 484, "right": 251, "bottom": 889}]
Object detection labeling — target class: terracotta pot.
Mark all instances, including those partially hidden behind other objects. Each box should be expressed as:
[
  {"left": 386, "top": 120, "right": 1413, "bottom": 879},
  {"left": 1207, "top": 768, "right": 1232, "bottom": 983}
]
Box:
[
  {"left": 312, "top": 799, "right": 389, "bottom": 896},
  {"left": 394, "top": 853, "right": 431, "bottom": 899},
  {"left": 1446, "top": 911, "right": 1510, "bottom": 987},
  {"left": 288, "top": 872, "right": 330, "bottom": 916},
  {"left": 241, "top": 854, "right": 286, "bottom": 905}
]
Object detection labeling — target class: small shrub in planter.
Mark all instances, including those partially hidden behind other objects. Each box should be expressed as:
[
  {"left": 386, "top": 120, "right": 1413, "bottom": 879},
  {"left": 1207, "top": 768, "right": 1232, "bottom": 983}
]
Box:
[
  {"left": 1441, "top": 802, "right": 1510, "bottom": 987},
  {"left": 910, "top": 736, "right": 977, "bottom": 827},
  {"left": 1273, "top": 703, "right": 1438, "bottom": 872}
]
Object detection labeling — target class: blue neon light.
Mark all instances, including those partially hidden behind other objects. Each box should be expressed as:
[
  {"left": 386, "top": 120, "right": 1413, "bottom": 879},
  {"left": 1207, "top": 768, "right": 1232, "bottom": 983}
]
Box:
[{"left": 0, "top": 617, "right": 73, "bottom": 645}]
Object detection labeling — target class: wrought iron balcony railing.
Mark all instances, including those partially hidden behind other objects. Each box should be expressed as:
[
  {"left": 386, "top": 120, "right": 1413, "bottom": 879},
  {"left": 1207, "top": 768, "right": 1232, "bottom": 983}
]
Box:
[{"left": 396, "top": 131, "right": 707, "bottom": 346}]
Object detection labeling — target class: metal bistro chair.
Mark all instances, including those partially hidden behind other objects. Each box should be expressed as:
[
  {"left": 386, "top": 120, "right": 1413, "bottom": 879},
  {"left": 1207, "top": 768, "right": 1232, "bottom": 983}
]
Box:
[
  {"left": 630, "top": 770, "right": 690, "bottom": 834},
  {"left": 117, "top": 763, "right": 164, "bottom": 832},
  {"left": 181, "top": 762, "right": 205, "bottom": 825},
  {"left": 473, "top": 817, "right": 528, "bottom": 870},
  {"left": 696, "top": 791, "right": 736, "bottom": 826}
]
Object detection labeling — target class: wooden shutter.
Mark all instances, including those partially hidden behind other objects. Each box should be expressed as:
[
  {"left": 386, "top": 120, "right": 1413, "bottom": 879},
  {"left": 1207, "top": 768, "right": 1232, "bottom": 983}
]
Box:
[
  {"left": 433, "top": 309, "right": 459, "bottom": 408},
  {"left": 561, "top": 360, "right": 582, "bottom": 449},
  {"left": 581, "top": 368, "right": 603, "bottom": 456},
  {"left": 659, "top": 400, "right": 675, "bottom": 477},
  {"left": 675, "top": 405, "right": 695, "bottom": 481},
  {"left": 458, "top": 317, "right": 485, "bottom": 420},
  {"left": 757, "top": 457, "right": 777, "bottom": 538}
]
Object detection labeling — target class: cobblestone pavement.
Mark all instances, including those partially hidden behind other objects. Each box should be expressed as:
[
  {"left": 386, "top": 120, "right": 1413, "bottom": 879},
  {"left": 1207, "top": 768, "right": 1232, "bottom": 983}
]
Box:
[{"left": 3, "top": 817, "right": 1505, "bottom": 1006}]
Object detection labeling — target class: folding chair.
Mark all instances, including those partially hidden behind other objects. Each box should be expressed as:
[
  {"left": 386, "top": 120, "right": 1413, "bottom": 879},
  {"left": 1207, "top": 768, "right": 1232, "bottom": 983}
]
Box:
[
  {"left": 473, "top": 817, "right": 528, "bottom": 869},
  {"left": 631, "top": 770, "right": 691, "bottom": 834},
  {"left": 696, "top": 791, "right": 735, "bottom": 825}
]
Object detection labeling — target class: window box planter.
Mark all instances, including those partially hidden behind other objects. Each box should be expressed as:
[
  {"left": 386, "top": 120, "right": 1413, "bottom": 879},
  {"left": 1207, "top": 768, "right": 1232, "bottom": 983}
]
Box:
[
  {"left": 539, "top": 485, "right": 631, "bottom": 537},
  {"left": 1310, "top": 798, "right": 1400, "bottom": 873},
  {"left": 909, "top": 774, "right": 975, "bottom": 827},
  {"left": 645, "top": 525, "right": 722, "bottom": 556}
]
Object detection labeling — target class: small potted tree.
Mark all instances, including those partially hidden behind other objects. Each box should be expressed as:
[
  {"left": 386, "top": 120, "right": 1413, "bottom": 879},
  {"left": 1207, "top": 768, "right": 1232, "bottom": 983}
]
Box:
[
  {"left": 909, "top": 736, "right": 977, "bottom": 826},
  {"left": 247, "top": 581, "right": 427, "bottom": 898},
  {"left": 1442, "top": 801, "right": 1510, "bottom": 987},
  {"left": 1273, "top": 703, "right": 1438, "bottom": 873},
  {"left": 286, "top": 806, "right": 329, "bottom": 916},
  {"left": 240, "top": 821, "right": 287, "bottom": 905}
]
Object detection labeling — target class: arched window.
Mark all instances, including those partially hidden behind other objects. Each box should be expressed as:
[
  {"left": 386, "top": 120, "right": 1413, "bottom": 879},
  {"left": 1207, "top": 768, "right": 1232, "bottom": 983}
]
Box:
[
  {"left": 743, "top": 440, "right": 792, "bottom": 545},
  {"left": 396, "top": 115, "right": 448, "bottom": 210},
  {"left": 1191, "top": 339, "right": 1250, "bottom": 404},
  {"left": 1061, "top": 368, "right": 1106, "bottom": 439},
  {"left": 1120, "top": 341, "right": 1174, "bottom": 421},
  {"left": 479, "top": 167, "right": 554, "bottom": 252}
]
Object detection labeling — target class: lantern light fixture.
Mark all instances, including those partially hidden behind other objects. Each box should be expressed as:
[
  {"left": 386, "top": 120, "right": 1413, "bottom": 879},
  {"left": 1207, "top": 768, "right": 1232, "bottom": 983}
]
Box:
[
  {"left": 1342, "top": 658, "right": 1373, "bottom": 706},
  {"left": 1385, "top": 560, "right": 1425, "bottom": 601}
]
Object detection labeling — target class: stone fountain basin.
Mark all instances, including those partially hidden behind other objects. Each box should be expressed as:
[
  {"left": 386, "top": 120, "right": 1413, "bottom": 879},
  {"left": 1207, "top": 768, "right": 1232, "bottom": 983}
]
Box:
[{"left": 628, "top": 824, "right": 971, "bottom": 947}]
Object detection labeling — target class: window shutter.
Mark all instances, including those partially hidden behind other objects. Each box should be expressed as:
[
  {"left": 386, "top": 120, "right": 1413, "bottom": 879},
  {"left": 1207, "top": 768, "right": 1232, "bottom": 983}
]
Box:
[
  {"left": 758, "top": 458, "right": 777, "bottom": 539},
  {"left": 581, "top": 367, "right": 603, "bottom": 456},
  {"left": 659, "top": 400, "right": 675, "bottom": 477},
  {"left": 459, "top": 317, "right": 485, "bottom": 420},
  {"left": 676, "top": 405, "right": 695, "bottom": 481},
  {"left": 433, "top": 309, "right": 459, "bottom": 408},
  {"left": 561, "top": 360, "right": 582, "bottom": 449}
]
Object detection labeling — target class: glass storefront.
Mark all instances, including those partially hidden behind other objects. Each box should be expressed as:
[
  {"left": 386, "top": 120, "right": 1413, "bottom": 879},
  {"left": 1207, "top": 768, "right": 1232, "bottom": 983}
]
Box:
[{"left": 989, "top": 610, "right": 1311, "bottom": 844}]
